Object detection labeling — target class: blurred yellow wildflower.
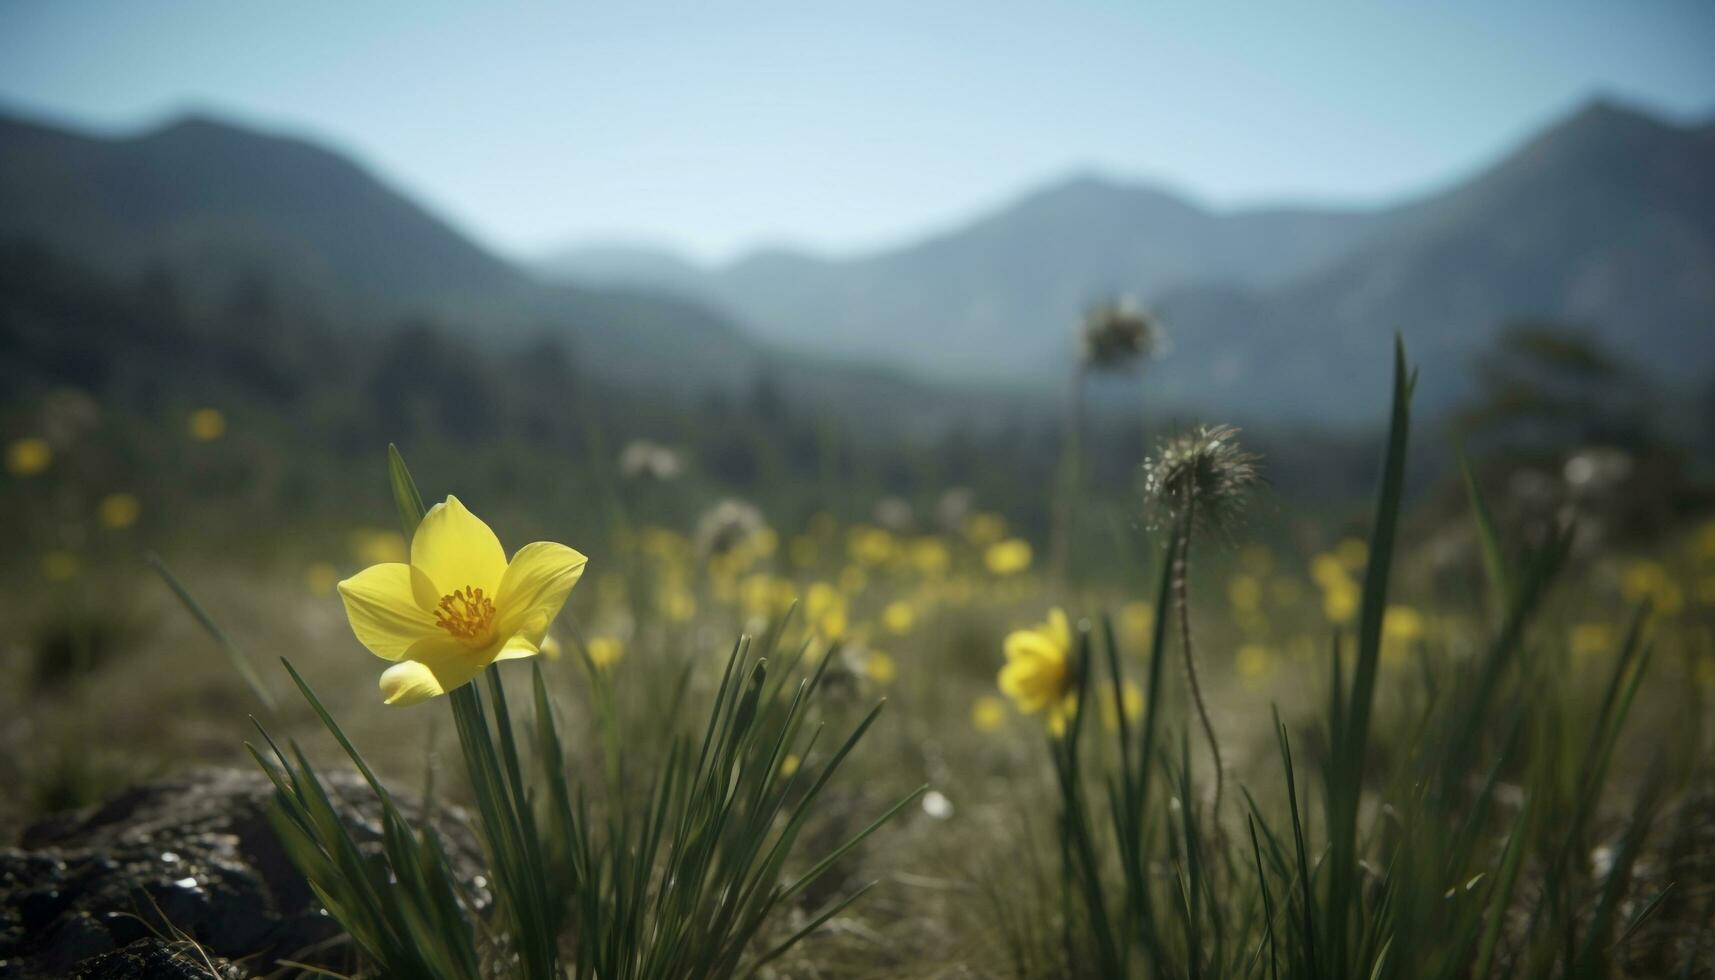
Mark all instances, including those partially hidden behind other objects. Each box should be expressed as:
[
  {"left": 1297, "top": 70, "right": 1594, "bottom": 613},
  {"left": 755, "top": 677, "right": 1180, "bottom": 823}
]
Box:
[
  {"left": 587, "top": 636, "right": 624, "bottom": 669},
  {"left": 909, "top": 537, "right": 951, "bottom": 577},
  {"left": 1336, "top": 537, "right": 1368, "bottom": 571},
  {"left": 985, "top": 538, "right": 1033, "bottom": 576},
  {"left": 42, "top": 550, "right": 80, "bottom": 581},
  {"left": 5, "top": 437, "right": 52, "bottom": 476},
  {"left": 1621, "top": 560, "right": 1683, "bottom": 615},
  {"left": 1098, "top": 681, "right": 1145, "bottom": 730},
  {"left": 838, "top": 565, "right": 868, "bottom": 594},
  {"left": 657, "top": 585, "right": 697, "bottom": 623},
  {"left": 1381, "top": 605, "right": 1425, "bottom": 663},
  {"left": 865, "top": 650, "right": 897, "bottom": 684},
  {"left": 187, "top": 407, "right": 227, "bottom": 441},
  {"left": 789, "top": 534, "right": 818, "bottom": 568},
  {"left": 848, "top": 526, "right": 896, "bottom": 566},
  {"left": 1121, "top": 601, "right": 1155, "bottom": 646},
  {"left": 1236, "top": 644, "right": 1275, "bottom": 683},
  {"left": 1310, "top": 553, "right": 1348, "bottom": 588},
  {"left": 337, "top": 496, "right": 586, "bottom": 706},
  {"left": 999, "top": 608, "right": 1073, "bottom": 730},
  {"left": 1569, "top": 623, "right": 1611, "bottom": 659},
  {"left": 780, "top": 754, "right": 801, "bottom": 777},
  {"left": 1228, "top": 574, "right": 1262, "bottom": 613},
  {"left": 97, "top": 492, "right": 141, "bottom": 530},
  {"left": 883, "top": 600, "right": 917, "bottom": 635},
  {"left": 971, "top": 695, "right": 1008, "bottom": 732},
  {"left": 965, "top": 512, "right": 1006, "bottom": 545},
  {"left": 350, "top": 528, "right": 408, "bottom": 565},
  {"left": 1323, "top": 581, "right": 1359, "bottom": 623},
  {"left": 305, "top": 562, "right": 340, "bottom": 596}
]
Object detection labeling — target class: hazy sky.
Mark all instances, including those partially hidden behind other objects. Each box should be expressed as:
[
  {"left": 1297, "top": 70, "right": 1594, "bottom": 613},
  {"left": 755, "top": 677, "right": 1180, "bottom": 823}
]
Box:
[{"left": 3, "top": 1, "right": 1713, "bottom": 263}]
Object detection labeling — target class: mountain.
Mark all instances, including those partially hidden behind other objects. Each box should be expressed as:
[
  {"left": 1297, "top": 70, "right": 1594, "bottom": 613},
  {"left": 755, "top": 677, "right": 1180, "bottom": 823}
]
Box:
[
  {"left": 543, "top": 98, "right": 1715, "bottom": 421},
  {"left": 0, "top": 108, "right": 1045, "bottom": 435},
  {"left": 0, "top": 110, "right": 772, "bottom": 392}
]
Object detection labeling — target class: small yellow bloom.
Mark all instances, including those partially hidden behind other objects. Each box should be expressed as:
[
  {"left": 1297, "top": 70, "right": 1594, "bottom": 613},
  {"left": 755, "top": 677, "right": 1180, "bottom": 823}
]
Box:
[
  {"left": 1098, "top": 681, "right": 1145, "bottom": 731},
  {"left": 1336, "top": 537, "right": 1368, "bottom": 571},
  {"left": 847, "top": 526, "right": 896, "bottom": 566},
  {"left": 965, "top": 512, "right": 1006, "bottom": 546},
  {"left": 1121, "top": 601, "right": 1155, "bottom": 645},
  {"left": 780, "top": 753, "right": 801, "bottom": 777},
  {"left": 999, "top": 609, "right": 1073, "bottom": 726},
  {"left": 305, "top": 561, "right": 340, "bottom": 595},
  {"left": 908, "top": 537, "right": 951, "bottom": 577},
  {"left": 97, "top": 492, "right": 141, "bottom": 529},
  {"left": 1569, "top": 623, "right": 1610, "bottom": 659},
  {"left": 6, "top": 437, "right": 52, "bottom": 476},
  {"left": 1236, "top": 644, "right": 1275, "bottom": 683},
  {"left": 837, "top": 565, "right": 868, "bottom": 595},
  {"left": 865, "top": 650, "right": 897, "bottom": 684},
  {"left": 1383, "top": 605, "right": 1424, "bottom": 643},
  {"left": 789, "top": 534, "right": 819, "bottom": 568},
  {"left": 971, "top": 695, "right": 1008, "bottom": 732},
  {"left": 42, "top": 550, "right": 80, "bottom": 581},
  {"left": 1323, "top": 581, "right": 1358, "bottom": 624},
  {"left": 587, "top": 636, "right": 624, "bottom": 669},
  {"left": 1228, "top": 574, "right": 1262, "bottom": 613},
  {"left": 883, "top": 600, "right": 917, "bottom": 635},
  {"left": 1310, "top": 553, "right": 1349, "bottom": 589},
  {"left": 658, "top": 586, "right": 697, "bottom": 623},
  {"left": 187, "top": 407, "right": 227, "bottom": 442},
  {"left": 337, "top": 496, "right": 587, "bottom": 705},
  {"left": 985, "top": 538, "right": 1033, "bottom": 576},
  {"left": 350, "top": 528, "right": 408, "bottom": 565}
]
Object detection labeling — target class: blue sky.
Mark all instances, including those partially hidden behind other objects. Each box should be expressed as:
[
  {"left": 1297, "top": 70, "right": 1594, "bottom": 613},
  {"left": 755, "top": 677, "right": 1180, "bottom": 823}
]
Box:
[{"left": 2, "top": 1, "right": 1712, "bottom": 262}]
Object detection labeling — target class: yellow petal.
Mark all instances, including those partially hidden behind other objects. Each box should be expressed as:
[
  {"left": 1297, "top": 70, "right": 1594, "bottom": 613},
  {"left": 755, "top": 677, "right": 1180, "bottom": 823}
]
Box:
[
  {"left": 495, "top": 541, "right": 588, "bottom": 644},
  {"left": 410, "top": 496, "right": 507, "bottom": 605},
  {"left": 338, "top": 563, "right": 438, "bottom": 660},
  {"left": 378, "top": 636, "right": 490, "bottom": 705},
  {"left": 493, "top": 634, "right": 540, "bottom": 661}
]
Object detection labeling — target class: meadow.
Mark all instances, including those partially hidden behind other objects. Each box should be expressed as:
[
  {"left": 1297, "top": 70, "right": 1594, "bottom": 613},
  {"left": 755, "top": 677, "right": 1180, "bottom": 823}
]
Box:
[{"left": 3, "top": 326, "right": 1712, "bottom": 979}]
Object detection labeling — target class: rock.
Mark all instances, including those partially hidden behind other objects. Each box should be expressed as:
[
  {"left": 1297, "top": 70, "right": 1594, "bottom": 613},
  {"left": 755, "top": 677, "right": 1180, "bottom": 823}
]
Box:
[{"left": 0, "top": 767, "right": 479, "bottom": 979}]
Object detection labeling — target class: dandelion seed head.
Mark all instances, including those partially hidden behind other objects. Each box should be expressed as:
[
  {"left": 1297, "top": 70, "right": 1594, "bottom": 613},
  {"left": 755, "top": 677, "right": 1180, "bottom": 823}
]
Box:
[{"left": 1140, "top": 424, "right": 1259, "bottom": 532}]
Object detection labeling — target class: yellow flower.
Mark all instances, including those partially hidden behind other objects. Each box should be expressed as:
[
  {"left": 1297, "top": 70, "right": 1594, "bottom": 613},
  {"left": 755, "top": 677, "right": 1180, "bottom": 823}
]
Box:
[
  {"left": 658, "top": 585, "right": 697, "bottom": 623},
  {"left": 6, "top": 437, "right": 52, "bottom": 476},
  {"left": 587, "top": 636, "right": 624, "bottom": 669},
  {"left": 350, "top": 528, "right": 408, "bottom": 565},
  {"left": 780, "top": 753, "right": 801, "bottom": 777},
  {"left": 848, "top": 526, "right": 896, "bottom": 566},
  {"left": 1236, "top": 644, "right": 1275, "bottom": 684},
  {"left": 97, "top": 492, "right": 141, "bottom": 529},
  {"left": 1336, "top": 537, "right": 1368, "bottom": 571},
  {"left": 1098, "top": 681, "right": 1145, "bottom": 731},
  {"left": 1383, "top": 605, "right": 1424, "bottom": 643},
  {"left": 971, "top": 695, "right": 1008, "bottom": 732},
  {"left": 305, "top": 562, "right": 340, "bottom": 595},
  {"left": 965, "top": 512, "right": 1006, "bottom": 545},
  {"left": 908, "top": 537, "right": 951, "bottom": 577},
  {"left": 1569, "top": 623, "right": 1610, "bottom": 659},
  {"left": 1228, "top": 574, "right": 1262, "bottom": 613},
  {"left": 1121, "top": 601, "right": 1155, "bottom": 645},
  {"left": 865, "top": 650, "right": 897, "bottom": 684},
  {"left": 883, "top": 600, "right": 917, "bottom": 635},
  {"left": 187, "top": 407, "right": 227, "bottom": 442},
  {"left": 1310, "top": 553, "right": 1348, "bottom": 588},
  {"left": 1323, "top": 581, "right": 1359, "bottom": 624},
  {"left": 999, "top": 609, "right": 1073, "bottom": 724},
  {"left": 42, "top": 550, "right": 80, "bottom": 581},
  {"left": 985, "top": 538, "right": 1033, "bottom": 576},
  {"left": 337, "top": 496, "right": 587, "bottom": 706}
]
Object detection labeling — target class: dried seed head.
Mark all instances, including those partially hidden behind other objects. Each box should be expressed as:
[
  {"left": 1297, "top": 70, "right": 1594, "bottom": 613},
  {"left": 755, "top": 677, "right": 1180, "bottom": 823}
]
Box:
[
  {"left": 695, "top": 498, "right": 768, "bottom": 556},
  {"left": 1080, "top": 298, "right": 1167, "bottom": 372},
  {"left": 1141, "top": 424, "right": 1260, "bottom": 531}
]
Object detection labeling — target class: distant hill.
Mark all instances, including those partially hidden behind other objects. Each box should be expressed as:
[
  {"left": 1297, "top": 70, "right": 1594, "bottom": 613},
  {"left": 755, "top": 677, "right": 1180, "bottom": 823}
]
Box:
[
  {"left": 543, "top": 98, "right": 1715, "bottom": 421},
  {"left": 0, "top": 110, "right": 1036, "bottom": 432},
  {"left": 0, "top": 111, "right": 773, "bottom": 393}
]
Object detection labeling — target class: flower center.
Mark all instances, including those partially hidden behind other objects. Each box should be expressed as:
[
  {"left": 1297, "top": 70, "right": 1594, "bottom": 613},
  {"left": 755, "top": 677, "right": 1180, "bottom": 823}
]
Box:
[{"left": 434, "top": 586, "right": 496, "bottom": 646}]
